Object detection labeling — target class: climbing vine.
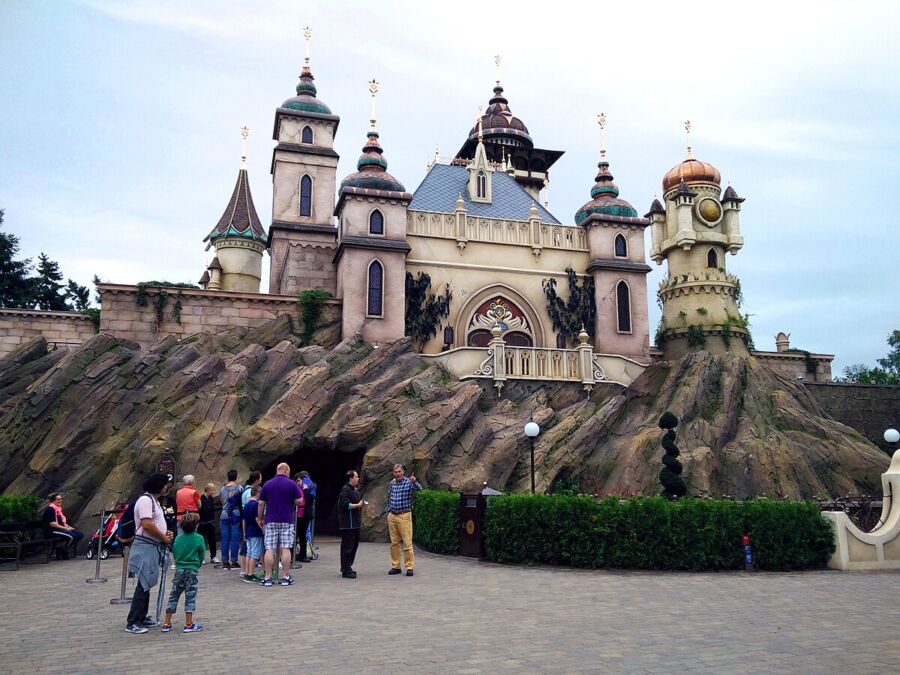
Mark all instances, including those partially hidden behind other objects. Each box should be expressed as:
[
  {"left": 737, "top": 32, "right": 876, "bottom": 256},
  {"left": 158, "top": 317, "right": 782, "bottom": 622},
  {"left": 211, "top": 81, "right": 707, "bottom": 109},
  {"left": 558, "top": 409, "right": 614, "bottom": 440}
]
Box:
[
  {"left": 405, "top": 272, "right": 451, "bottom": 352},
  {"left": 135, "top": 281, "right": 197, "bottom": 330},
  {"left": 686, "top": 324, "right": 707, "bottom": 348},
  {"left": 298, "top": 289, "right": 333, "bottom": 345},
  {"left": 542, "top": 267, "right": 595, "bottom": 345},
  {"left": 786, "top": 348, "right": 818, "bottom": 374}
]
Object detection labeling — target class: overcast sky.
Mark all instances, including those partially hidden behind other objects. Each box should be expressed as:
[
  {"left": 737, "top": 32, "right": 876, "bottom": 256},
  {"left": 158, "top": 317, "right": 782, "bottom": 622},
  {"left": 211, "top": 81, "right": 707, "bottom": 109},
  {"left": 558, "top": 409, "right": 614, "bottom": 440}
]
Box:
[{"left": 2, "top": 1, "right": 898, "bottom": 374}]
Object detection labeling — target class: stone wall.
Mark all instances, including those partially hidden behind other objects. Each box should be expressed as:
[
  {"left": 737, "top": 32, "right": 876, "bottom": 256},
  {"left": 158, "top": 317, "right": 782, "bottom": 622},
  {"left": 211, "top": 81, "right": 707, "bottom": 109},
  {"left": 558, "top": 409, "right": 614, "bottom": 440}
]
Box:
[
  {"left": 98, "top": 284, "right": 340, "bottom": 347},
  {"left": 755, "top": 351, "right": 833, "bottom": 382},
  {"left": 0, "top": 308, "right": 97, "bottom": 357},
  {"left": 804, "top": 382, "right": 900, "bottom": 453}
]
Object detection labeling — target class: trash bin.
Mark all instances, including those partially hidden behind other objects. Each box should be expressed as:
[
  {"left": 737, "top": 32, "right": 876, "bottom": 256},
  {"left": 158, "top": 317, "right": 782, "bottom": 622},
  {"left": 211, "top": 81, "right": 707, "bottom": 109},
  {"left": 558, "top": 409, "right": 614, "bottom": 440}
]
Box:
[{"left": 458, "top": 492, "right": 486, "bottom": 558}]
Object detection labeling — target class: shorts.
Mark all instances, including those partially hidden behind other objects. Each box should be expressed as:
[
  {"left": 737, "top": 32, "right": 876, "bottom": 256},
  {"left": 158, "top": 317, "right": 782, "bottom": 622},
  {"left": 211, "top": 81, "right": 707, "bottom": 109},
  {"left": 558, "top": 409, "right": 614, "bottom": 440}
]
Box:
[
  {"left": 239, "top": 539, "right": 247, "bottom": 556},
  {"left": 246, "top": 536, "right": 263, "bottom": 560},
  {"left": 263, "top": 522, "right": 295, "bottom": 550}
]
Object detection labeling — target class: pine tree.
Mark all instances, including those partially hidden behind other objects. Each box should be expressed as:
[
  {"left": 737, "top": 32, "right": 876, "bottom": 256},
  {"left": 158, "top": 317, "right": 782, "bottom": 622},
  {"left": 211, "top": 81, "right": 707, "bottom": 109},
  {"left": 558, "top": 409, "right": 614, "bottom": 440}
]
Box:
[
  {"left": 658, "top": 411, "right": 687, "bottom": 499},
  {"left": 0, "top": 209, "right": 36, "bottom": 308},
  {"left": 34, "top": 252, "right": 68, "bottom": 311},
  {"left": 65, "top": 279, "right": 90, "bottom": 311}
]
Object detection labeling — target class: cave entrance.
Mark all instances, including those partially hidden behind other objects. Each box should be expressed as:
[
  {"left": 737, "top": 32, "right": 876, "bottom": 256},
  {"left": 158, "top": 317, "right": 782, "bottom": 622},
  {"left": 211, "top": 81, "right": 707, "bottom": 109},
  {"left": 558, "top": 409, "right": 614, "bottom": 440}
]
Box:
[{"left": 262, "top": 448, "right": 366, "bottom": 536}]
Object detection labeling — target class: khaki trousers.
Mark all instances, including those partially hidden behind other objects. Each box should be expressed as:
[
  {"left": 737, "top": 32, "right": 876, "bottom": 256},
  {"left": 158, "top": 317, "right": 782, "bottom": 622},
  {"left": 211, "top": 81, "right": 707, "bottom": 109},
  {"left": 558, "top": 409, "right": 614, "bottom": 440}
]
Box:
[{"left": 387, "top": 511, "right": 414, "bottom": 570}]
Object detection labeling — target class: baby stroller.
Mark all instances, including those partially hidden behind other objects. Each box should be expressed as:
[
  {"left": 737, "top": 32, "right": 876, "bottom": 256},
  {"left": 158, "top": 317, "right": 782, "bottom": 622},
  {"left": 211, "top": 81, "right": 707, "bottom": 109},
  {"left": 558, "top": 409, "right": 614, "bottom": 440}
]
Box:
[{"left": 85, "top": 505, "right": 126, "bottom": 560}]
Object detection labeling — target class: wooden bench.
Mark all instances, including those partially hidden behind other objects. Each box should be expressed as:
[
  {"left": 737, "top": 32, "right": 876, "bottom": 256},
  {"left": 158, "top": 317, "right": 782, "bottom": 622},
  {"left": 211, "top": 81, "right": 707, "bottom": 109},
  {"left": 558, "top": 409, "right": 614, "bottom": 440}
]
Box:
[{"left": 0, "top": 521, "right": 63, "bottom": 570}]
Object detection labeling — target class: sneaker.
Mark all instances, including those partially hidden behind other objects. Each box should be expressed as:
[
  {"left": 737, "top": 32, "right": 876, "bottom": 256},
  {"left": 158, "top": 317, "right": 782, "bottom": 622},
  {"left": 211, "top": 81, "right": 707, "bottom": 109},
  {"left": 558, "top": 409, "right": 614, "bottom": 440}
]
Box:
[
  {"left": 260, "top": 577, "right": 274, "bottom": 587},
  {"left": 222, "top": 561, "right": 230, "bottom": 570},
  {"left": 241, "top": 574, "right": 257, "bottom": 584},
  {"left": 170, "top": 563, "right": 176, "bottom": 570},
  {"left": 406, "top": 569, "right": 414, "bottom": 577},
  {"left": 141, "top": 617, "right": 158, "bottom": 628},
  {"left": 160, "top": 624, "right": 173, "bottom": 633},
  {"left": 280, "top": 575, "right": 294, "bottom": 586},
  {"left": 210, "top": 557, "right": 220, "bottom": 564},
  {"left": 182, "top": 623, "right": 204, "bottom": 633},
  {"left": 342, "top": 571, "right": 357, "bottom": 579},
  {"left": 125, "top": 624, "right": 148, "bottom": 634},
  {"left": 388, "top": 568, "right": 402, "bottom": 575},
  {"left": 230, "top": 561, "right": 239, "bottom": 569}
]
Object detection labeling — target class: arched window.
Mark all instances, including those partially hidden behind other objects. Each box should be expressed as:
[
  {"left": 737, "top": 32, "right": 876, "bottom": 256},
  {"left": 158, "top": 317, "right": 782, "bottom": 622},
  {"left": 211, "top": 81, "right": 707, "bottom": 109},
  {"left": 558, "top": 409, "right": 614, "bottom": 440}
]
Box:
[
  {"left": 477, "top": 171, "right": 486, "bottom": 198},
  {"left": 503, "top": 331, "right": 533, "bottom": 347},
  {"left": 301, "top": 125, "right": 313, "bottom": 144},
  {"left": 707, "top": 248, "right": 718, "bottom": 268},
  {"left": 616, "top": 281, "right": 631, "bottom": 333},
  {"left": 369, "top": 209, "right": 384, "bottom": 235},
  {"left": 467, "top": 329, "right": 492, "bottom": 347},
  {"left": 614, "top": 233, "right": 627, "bottom": 257},
  {"left": 367, "top": 260, "right": 384, "bottom": 317},
  {"left": 299, "top": 175, "right": 312, "bottom": 217}
]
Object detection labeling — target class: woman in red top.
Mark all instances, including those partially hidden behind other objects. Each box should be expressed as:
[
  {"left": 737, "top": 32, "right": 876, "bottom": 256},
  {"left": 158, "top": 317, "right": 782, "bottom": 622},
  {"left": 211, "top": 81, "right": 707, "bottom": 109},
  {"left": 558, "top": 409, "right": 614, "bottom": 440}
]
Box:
[{"left": 175, "top": 475, "right": 201, "bottom": 535}]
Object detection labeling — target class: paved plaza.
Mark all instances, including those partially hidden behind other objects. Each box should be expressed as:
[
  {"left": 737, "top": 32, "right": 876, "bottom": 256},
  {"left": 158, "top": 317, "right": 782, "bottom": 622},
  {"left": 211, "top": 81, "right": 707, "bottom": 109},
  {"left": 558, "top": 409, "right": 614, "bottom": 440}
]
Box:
[{"left": 1, "top": 540, "right": 898, "bottom": 674}]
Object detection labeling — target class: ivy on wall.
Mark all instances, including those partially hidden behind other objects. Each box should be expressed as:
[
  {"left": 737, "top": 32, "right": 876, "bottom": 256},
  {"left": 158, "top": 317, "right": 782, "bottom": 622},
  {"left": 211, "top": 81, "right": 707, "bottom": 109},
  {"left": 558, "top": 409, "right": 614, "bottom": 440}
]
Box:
[
  {"left": 298, "top": 289, "right": 333, "bottom": 345},
  {"left": 405, "top": 272, "right": 451, "bottom": 352},
  {"left": 542, "top": 267, "right": 595, "bottom": 345},
  {"left": 134, "top": 281, "right": 197, "bottom": 329}
]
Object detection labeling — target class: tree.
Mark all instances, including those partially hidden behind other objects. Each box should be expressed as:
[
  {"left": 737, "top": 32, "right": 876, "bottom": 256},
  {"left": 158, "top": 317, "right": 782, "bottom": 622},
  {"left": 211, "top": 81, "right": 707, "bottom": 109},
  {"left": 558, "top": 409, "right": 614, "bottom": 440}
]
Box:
[
  {"left": 542, "top": 267, "right": 596, "bottom": 345},
  {"left": 837, "top": 331, "right": 900, "bottom": 385},
  {"left": 65, "top": 279, "right": 91, "bottom": 311},
  {"left": 405, "top": 272, "right": 451, "bottom": 352},
  {"left": 33, "top": 252, "right": 68, "bottom": 311},
  {"left": 658, "top": 411, "right": 687, "bottom": 499},
  {"left": 0, "top": 209, "right": 36, "bottom": 308}
]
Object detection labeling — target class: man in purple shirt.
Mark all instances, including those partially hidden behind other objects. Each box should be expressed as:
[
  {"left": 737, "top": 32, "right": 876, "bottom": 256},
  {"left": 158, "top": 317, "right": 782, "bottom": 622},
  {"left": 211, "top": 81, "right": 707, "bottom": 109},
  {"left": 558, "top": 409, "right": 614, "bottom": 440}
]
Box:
[{"left": 257, "top": 463, "right": 303, "bottom": 587}]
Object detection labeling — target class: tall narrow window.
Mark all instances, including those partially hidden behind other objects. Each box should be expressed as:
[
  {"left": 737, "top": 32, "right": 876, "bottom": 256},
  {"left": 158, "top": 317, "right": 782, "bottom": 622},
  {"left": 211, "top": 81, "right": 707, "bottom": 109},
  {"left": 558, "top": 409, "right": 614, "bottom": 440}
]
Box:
[
  {"left": 369, "top": 209, "right": 384, "bottom": 235},
  {"left": 301, "top": 125, "right": 313, "bottom": 144},
  {"left": 616, "top": 281, "right": 631, "bottom": 333},
  {"left": 299, "top": 175, "right": 312, "bottom": 217},
  {"left": 614, "top": 233, "right": 627, "bottom": 257},
  {"left": 707, "top": 248, "right": 718, "bottom": 268},
  {"left": 477, "top": 171, "right": 486, "bottom": 198},
  {"left": 367, "top": 260, "right": 384, "bottom": 317}
]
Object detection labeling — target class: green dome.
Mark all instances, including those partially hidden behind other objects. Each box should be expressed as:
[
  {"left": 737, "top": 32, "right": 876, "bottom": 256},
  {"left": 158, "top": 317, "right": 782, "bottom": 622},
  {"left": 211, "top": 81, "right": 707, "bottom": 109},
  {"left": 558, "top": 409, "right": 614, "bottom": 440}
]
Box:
[
  {"left": 574, "top": 160, "right": 639, "bottom": 224},
  {"left": 281, "top": 66, "right": 332, "bottom": 115},
  {"left": 340, "top": 131, "right": 405, "bottom": 193}
]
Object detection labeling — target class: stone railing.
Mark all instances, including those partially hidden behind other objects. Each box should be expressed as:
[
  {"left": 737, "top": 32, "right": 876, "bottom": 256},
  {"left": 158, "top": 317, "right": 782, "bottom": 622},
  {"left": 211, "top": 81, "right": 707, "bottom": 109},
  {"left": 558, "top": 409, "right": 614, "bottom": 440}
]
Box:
[{"left": 407, "top": 210, "right": 587, "bottom": 254}]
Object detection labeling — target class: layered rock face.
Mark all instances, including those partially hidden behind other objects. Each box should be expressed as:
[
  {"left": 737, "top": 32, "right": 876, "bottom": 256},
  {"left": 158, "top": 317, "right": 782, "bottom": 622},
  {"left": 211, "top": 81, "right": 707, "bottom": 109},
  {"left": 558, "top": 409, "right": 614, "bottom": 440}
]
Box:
[{"left": 0, "top": 317, "right": 885, "bottom": 538}]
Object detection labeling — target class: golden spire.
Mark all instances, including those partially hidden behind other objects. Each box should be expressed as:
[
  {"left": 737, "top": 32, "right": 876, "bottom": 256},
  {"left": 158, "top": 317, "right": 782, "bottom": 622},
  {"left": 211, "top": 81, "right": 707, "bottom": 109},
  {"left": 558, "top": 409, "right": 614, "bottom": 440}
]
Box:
[
  {"left": 684, "top": 119, "right": 693, "bottom": 159},
  {"left": 368, "top": 78, "right": 379, "bottom": 131},
  {"left": 494, "top": 54, "right": 502, "bottom": 86},
  {"left": 240, "top": 126, "right": 249, "bottom": 169},
  {"left": 597, "top": 112, "right": 607, "bottom": 160},
  {"left": 303, "top": 26, "right": 311, "bottom": 67}
]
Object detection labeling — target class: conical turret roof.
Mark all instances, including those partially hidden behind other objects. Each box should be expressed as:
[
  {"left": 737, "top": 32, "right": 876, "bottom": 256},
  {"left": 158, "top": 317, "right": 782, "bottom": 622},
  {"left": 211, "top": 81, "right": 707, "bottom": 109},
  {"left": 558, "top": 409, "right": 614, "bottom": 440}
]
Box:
[{"left": 204, "top": 167, "right": 267, "bottom": 245}]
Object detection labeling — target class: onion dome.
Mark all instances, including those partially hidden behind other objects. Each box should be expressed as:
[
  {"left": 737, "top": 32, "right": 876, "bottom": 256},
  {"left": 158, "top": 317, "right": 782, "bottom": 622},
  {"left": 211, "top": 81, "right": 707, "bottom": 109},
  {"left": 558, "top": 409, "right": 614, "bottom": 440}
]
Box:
[
  {"left": 574, "top": 161, "right": 639, "bottom": 225},
  {"left": 281, "top": 64, "right": 332, "bottom": 115},
  {"left": 204, "top": 166, "right": 267, "bottom": 245},
  {"left": 662, "top": 157, "right": 721, "bottom": 193},
  {"left": 468, "top": 85, "right": 533, "bottom": 147},
  {"left": 722, "top": 185, "right": 745, "bottom": 204},
  {"left": 339, "top": 131, "right": 406, "bottom": 192},
  {"left": 644, "top": 198, "right": 665, "bottom": 218}
]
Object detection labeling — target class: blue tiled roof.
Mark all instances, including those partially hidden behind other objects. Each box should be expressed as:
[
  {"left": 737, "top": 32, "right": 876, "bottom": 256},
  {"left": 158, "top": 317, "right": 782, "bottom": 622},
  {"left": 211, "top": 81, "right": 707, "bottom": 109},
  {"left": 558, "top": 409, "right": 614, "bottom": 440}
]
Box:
[{"left": 408, "top": 163, "right": 560, "bottom": 224}]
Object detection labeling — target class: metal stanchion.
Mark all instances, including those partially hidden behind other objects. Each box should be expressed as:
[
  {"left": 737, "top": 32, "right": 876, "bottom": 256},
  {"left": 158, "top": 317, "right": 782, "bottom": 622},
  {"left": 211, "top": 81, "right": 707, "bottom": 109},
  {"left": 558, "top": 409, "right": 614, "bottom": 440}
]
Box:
[
  {"left": 85, "top": 509, "right": 108, "bottom": 583},
  {"left": 155, "top": 548, "right": 169, "bottom": 623},
  {"left": 110, "top": 545, "right": 132, "bottom": 604}
]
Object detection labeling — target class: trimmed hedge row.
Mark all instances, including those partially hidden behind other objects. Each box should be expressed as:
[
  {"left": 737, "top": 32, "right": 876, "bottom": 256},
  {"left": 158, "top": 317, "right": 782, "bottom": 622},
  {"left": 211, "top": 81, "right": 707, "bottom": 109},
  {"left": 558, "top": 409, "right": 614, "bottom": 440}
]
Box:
[
  {"left": 0, "top": 495, "right": 43, "bottom": 524},
  {"left": 412, "top": 491, "right": 835, "bottom": 571},
  {"left": 412, "top": 490, "right": 459, "bottom": 555}
]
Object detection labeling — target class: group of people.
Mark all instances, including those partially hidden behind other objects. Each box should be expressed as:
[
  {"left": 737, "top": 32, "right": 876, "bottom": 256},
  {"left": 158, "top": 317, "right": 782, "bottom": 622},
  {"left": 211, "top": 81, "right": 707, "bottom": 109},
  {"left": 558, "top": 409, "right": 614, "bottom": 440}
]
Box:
[{"left": 119, "top": 461, "right": 422, "bottom": 635}]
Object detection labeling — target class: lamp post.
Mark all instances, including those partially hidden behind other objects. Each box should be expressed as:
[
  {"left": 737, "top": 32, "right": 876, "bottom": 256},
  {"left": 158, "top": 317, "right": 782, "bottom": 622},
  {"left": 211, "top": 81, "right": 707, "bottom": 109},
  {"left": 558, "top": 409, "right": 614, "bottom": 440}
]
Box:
[
  {"left": 524, "top": 421, "right": 540, "bottom": 494},
  {"left": 885, "top": 428, "right": 899, "bottom": 448}
]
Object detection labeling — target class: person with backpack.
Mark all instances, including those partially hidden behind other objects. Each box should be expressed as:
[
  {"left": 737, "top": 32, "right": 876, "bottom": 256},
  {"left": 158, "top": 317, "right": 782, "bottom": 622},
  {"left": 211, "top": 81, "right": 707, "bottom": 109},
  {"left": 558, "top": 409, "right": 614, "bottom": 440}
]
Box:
[
  {"left": 219, "top": 469, "right": 243, "bottom": 570},
  {"left": 197, "top": 483, "right": 218, "bottom": 564},
  {"left": 237, "top": 471, "right": 261, "bottom": 575},
  {"left": 124, "top": 472, "right": 174, "bottom": 634}
]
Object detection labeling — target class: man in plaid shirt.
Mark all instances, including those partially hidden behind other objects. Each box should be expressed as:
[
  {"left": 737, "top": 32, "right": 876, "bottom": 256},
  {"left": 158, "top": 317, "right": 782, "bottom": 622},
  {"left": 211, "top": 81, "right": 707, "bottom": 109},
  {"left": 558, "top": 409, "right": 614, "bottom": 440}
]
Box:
[{"left": 385, "top": 464, "right": 422, "bottom": 576}]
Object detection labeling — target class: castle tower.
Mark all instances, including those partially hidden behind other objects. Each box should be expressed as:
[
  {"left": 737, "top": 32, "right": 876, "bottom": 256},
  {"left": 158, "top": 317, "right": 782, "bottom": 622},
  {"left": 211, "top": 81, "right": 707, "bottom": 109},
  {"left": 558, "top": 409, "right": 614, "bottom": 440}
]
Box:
[
  {"left": 334, "top": 80, "right": 412, "bottom": 344},
  {"left": 650, "top": 121, "right": 747, "bottom": 358},
  {"left": 267, "top": 27, "right": 340, "bottom": 296},
  {"left": 454, "top": 56, "right": 563, "bottom": 201},
  {"left": 203, "top": 128, "right": 267, "bottom": 292},
  {"left": 574, "top": 114, "right": 651, "bottom": 362}
]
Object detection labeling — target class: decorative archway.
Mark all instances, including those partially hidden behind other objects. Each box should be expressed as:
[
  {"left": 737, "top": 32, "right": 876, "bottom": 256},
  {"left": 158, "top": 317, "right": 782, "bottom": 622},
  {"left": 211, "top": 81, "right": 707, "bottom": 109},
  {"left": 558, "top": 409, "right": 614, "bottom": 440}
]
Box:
[{"left": 456, "top": 284, "right": 544, "bottom": 348}]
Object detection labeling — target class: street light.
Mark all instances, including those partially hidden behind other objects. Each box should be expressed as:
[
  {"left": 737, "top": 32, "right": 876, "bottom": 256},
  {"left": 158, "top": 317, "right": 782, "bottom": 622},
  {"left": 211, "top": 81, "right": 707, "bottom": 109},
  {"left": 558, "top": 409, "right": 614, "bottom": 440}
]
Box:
[
  {"left": 524, "top": 421, "right": 540, "bottom": 494},
  {"left": 885, "top": 428, "right": 900, "bottom": 444}
]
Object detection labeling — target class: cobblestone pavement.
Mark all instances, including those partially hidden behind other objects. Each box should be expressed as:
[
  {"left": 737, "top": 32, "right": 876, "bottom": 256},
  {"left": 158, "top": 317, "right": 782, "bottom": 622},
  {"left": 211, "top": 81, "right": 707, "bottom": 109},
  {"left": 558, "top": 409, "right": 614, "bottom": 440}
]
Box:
[{"left": 1, "top": 540, "right": 898, "bottom": 674}]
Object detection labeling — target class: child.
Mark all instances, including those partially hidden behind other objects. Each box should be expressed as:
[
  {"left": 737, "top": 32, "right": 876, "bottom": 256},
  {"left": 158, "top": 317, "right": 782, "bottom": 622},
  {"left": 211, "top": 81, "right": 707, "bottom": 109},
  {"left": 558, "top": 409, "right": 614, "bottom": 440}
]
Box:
[
  {"left": 242, "top": 485, "right": 264, "bottom": 583},
  {"left": 161, "top": 512, "right": 206, "bottom": 633}
]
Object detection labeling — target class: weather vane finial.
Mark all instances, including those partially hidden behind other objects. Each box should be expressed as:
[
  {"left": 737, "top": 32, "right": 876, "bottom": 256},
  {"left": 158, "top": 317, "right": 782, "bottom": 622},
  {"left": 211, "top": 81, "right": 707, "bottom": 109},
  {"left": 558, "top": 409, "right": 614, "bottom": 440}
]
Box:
[
  {"left": 684, "top": 119, "right": 693, "bottom": 159},
  {"left": 369, "top": 79, "right": 379, "bottom": 131},
  {"left": 597, "top": 113, "right": 607, "bottom": 160},
  {"left": 494, "top": 54, "right": 502, "bottom": 86},
  {"left": 303, "top": 26, "right": 312, "bottom": 66},
  {"left": 240, "top": 126, "right": 249, "bottom": 169},
  {"left": 476, "top": 105, "right": 484, "bottom": 142}
]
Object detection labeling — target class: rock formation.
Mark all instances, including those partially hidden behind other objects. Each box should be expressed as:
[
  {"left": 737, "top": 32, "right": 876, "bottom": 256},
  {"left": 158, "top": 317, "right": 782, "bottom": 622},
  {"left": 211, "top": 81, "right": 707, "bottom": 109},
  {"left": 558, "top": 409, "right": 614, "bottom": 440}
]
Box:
[{"left": 0, "top": 317, "right": 886, "bottom": 539}]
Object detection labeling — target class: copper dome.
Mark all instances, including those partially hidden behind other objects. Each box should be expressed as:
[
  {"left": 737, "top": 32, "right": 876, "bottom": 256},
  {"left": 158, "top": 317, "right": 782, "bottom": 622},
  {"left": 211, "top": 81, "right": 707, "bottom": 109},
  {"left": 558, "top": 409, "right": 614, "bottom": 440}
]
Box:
[
  {"left": 662, "top": 158, "right": 721, "bottom": 193},
  {"left": 468, "top": 86, "right": 533, "bottom": 146}
]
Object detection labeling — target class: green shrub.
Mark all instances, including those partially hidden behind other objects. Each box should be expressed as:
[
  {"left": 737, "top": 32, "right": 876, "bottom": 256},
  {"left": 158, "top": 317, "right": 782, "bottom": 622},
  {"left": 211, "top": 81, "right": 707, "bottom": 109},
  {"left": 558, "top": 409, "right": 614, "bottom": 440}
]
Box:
[
  {"left": 413, "top": 490, "right": 459, "bottom": 555},
  {"left": 483, "top": 494, "right": 834, "bottom": 572},
  {"left": 0, "top": 495, "right": 43, "bottom": 524}
]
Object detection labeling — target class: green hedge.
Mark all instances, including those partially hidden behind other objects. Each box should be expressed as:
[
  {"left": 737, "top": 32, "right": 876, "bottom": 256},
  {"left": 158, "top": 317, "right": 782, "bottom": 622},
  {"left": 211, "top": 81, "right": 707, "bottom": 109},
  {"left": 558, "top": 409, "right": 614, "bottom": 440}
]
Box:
[
  {"left": 483, "top": 495, "right": 834, "bottom": 571},
  {"left": 413, "top": 490, "right": 459, "bottom": 555},
  {"left": 0, "top": 495, "right": 43, "bottom": 524}
]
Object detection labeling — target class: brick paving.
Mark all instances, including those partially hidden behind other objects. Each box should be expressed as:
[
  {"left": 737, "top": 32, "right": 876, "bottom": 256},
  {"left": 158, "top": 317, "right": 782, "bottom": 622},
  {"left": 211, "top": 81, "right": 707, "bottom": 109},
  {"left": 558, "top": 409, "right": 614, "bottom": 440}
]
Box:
[{"left": 1, "top": 540, "right": 898, "bottom": 674}]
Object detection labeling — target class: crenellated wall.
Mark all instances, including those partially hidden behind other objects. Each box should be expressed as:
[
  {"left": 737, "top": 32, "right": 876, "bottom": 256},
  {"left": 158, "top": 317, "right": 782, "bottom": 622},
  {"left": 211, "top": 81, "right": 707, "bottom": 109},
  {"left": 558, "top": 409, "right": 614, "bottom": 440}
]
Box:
[
  {"left": 98, "top": 283, "right": 340, "bottom": 347},
  {"left": 0, "top": 308, "right": 97, "bottom": 357}
]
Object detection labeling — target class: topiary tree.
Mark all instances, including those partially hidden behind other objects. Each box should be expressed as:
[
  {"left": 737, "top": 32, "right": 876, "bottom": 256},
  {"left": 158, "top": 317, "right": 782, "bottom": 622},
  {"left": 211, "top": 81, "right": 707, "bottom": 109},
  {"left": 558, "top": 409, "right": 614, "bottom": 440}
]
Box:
[{"left": 658, "top": 411, "right": 687, "bottom": 499}]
